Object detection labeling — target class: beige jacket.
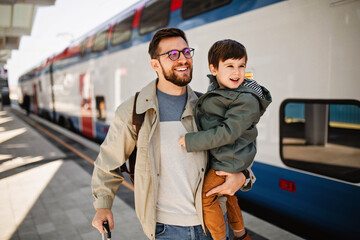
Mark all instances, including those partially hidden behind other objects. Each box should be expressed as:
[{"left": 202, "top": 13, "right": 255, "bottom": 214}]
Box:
[
  {"left": 92, "top": 80, "right": 207, "bottom": 239},
  {"left": 91, "top": 80, "right": 255, "bottom": 239}
]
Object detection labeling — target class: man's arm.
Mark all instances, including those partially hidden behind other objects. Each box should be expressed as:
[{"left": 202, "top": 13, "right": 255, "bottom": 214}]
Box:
[
  {"left": 91, "top": 98, "right": 137, "bottom": 232},
  {"left": 205, "top": 171, "right": 245, "bottom": 196},
  {"left": 205, "top": 168, "right": 256, "bottom": 196}
]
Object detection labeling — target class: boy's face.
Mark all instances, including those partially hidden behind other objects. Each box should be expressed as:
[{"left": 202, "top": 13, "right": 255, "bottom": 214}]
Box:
[{"left": 210, "top": 57, "right": 246, "bottom": 89}]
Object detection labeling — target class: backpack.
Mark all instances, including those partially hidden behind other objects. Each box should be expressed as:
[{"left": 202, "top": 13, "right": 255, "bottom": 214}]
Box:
[
  {"left": 120, "top": 92, "right": 144, "bottom": 184},
  {"left": 120, "top": 91, "right": 203, "bottom": 184}
]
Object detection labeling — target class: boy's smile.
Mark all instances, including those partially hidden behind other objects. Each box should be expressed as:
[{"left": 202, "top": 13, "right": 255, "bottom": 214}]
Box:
[{"left": 210, "top": 57, "right": 246, "bottom": 89}]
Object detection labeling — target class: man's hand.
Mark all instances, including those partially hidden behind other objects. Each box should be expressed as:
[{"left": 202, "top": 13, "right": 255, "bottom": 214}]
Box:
[
  {"left": 205, "top": 171, "right": 245, "bottom": 197},
  {"left": 178, "top": 134, "right": 186, "bottom": 148},
  {"left": 92, "top": 208, "right": 114, "bottom": 233}
]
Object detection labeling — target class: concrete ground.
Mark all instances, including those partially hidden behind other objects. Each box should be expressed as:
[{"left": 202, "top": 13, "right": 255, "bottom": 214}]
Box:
[{"left": 0, "top": 108, "right": 146, "bottom": 240}]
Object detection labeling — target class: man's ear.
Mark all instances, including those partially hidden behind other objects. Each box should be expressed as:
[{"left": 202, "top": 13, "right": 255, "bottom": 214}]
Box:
[
  {"left": 150, "top": 59, "right": 160, "bottom": 72},
  {"left": 209, "top": 64, "right": 217, "bottom": 76}
]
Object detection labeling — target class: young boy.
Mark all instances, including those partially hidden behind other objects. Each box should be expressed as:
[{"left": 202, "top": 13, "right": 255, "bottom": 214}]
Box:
[{"left": 179, "top": 39, "right": 272, "bottom": 240}]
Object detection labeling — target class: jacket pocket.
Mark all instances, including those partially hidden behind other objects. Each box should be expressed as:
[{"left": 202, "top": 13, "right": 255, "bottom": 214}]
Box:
[{"left": 155, "top": 223, "right": 166, "bottom": 237}]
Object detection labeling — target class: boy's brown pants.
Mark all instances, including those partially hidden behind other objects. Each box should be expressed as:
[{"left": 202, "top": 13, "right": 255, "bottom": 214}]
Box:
[{"left": 203, "top": 169, "right": 244, "bottom": 240}]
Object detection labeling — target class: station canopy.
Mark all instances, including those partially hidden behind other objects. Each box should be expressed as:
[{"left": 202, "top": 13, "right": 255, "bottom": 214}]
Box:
[{"left": 0, "top": 0, "right": 56, "bottom": 68}]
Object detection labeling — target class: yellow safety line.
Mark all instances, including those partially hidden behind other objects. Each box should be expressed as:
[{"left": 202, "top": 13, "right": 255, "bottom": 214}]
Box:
[
  {"left": 329, "top": 122, "right": 360, "bottom": 130},
  {"left": 285, "top": 118, "right": 360, "bottom": 130},
  {"left": 18, "top": 112, "right": 135, "bottom": 192}
]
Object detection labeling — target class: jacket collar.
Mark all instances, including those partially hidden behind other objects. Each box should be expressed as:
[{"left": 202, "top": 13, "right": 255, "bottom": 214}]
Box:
[
  {"left": 206, "top": 74, "right": 239, "bottom": 100},
  {"left": 136, "top": 80, "right": 158, "bottom": 114},
  {"left": 206, "top": 74, "right": 261, "bottom": 100},
  {"left": 207, "top": 74, "right": 220, "bottom": 91},
  {"left": 135, "top": 79, "right": 199, "bottom": 116},
  {"left": 183, "top": 85, "right": 198, "bottom": 118}
]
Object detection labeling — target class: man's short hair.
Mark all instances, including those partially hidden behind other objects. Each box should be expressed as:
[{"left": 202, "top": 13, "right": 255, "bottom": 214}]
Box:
[
  {"left": 208, "top": 39, "right": 248, "bottom": 69},
  {"left": 148, "top": 28, "right": 188, "bottom": 59}
]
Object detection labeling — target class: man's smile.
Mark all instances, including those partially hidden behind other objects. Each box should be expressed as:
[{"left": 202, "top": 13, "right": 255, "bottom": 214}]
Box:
[
  {"left": 175, "top": 67, "right": 188, "bottom": 71},
  {"left": 174, "top": 64, "right": 190, "bottom": 73}
]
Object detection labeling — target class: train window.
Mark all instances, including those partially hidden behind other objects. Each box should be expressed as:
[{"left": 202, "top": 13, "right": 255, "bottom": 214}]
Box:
[
  {"left": 182, "top": 0, "right": 232, "bottom": 19},
  {"left": 111, "top": 12, "right": 134, "bottom": 46},
  {"left": 93, "top": 28, "right": 109, "bottom": 52},
  {"left": 96, "top": 96, "right": 106, "bottom": 121},
  {"left": 38, "top": 81, "right": 42, "bottom": 92},
  {"left": 280, "top": 99, "right": 360, "bottom": 183},
  {"left": 139, "top": 0, "right": 171, "bottom": 35},
  {"left": 80, "top": 37, "right": 89, "bottom": 57}
]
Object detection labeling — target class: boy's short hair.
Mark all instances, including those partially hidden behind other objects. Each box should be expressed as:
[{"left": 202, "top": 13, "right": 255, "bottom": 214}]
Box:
[
  {"left": 208, "top": 39, "right": 248, "bottom": 69},
  {"left": 148, "top": 28, "right": 188, "bottom": 59}
]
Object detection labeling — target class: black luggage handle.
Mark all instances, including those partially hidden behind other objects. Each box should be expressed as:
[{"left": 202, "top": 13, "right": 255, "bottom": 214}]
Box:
[{"left": 102, "top": 221, "right": 111, "bottom": 240}]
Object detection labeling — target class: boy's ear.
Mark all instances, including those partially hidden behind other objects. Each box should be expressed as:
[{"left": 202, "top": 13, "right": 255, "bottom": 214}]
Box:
[{"left": 209, "top": 64, "right": 217, "bottom": 76}]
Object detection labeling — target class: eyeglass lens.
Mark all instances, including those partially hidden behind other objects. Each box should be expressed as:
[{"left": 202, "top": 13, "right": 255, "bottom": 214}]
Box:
[{"left": 168, "top": 49, "right": 193, "bottom": 61}]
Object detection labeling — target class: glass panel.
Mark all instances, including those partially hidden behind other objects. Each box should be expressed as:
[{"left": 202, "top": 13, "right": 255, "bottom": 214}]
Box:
[
  {"left": 111, "top": 12, "right": 134, "bottom": 46},
  {"left": 96, "top": 96, "right": 106, "bottom": 121},
  {"left": 182, "top": 0, "right": 232, "bottom": 20},
  {"left": 93, "top": 29, "right": 108, "bottom": 52},
  {"left": 80, "top": 38, "right": 89, "bottom": 57},
  {"left": 38, "top": 81, "right": 42, "bottom": 92},
  {"left": 281, "top": 100, "right": 360, "bottom": 183},
  {"left": 139, "top": 0, "right": 171, "bottom": 35}
]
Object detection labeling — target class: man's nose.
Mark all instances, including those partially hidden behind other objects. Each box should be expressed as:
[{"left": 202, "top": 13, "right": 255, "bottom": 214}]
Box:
[{"left": 177, "top": 52, "right": 188, "bottom": 62}]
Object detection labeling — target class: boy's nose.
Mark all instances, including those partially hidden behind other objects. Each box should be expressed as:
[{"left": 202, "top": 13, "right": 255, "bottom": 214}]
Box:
[{"left": 233, "top": 69, "right": 241, "bottom": 75}]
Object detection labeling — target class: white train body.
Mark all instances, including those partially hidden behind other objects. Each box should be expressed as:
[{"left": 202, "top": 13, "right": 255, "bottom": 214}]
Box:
[{"left": 18, "top": 0, "right": 360, "bottom": 238}]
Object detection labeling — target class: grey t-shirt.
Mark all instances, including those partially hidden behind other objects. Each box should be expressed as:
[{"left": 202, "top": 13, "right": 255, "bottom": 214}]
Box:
[
  {"left": 155, "top": 88, "right": 202, "bottom": 226},
  {"left": 156, "top": 88, "right": 186, "bottom": 122}
]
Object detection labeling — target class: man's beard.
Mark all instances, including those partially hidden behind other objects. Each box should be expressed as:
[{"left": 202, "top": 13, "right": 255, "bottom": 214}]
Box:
[{"left": 160, "top": 62, "right": 193, "bottom": 87}]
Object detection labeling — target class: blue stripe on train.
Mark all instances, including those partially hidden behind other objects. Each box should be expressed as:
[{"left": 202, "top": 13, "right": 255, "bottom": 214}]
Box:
[
  {"left": 236, "top": 161, "right": 360, "bottom": 237},
  {"left": 65, "top": 114, "right": 108, "bottom": 141},
  {"left": 95, "top": 121, "right": 109, "bottom": 141}
]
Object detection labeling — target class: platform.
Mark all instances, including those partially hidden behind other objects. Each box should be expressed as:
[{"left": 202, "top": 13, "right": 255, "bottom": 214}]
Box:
[
  {"left": 0, "top": 108, "right": 146, "bottom": 240},
  {"left": 0, "top": 107, "right": 305, "bottom": 240}
]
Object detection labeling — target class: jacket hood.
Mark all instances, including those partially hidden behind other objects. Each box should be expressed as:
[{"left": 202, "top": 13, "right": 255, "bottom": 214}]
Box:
[{"left": 206, "top": 74, "right": 272, "bottom": 116}]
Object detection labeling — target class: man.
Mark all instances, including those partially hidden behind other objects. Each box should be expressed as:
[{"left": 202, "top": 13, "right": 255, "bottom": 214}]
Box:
[{"left": 91, "top": 28, "right": 253, "bottom": 240}]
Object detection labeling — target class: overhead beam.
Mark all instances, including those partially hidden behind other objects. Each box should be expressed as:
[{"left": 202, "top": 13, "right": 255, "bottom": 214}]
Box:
[
  {"left": 0, "top": 0, "right": 55, "bottom": 63},
  {"left": 0, "top": 0, "right": 55, "bottom": 5}
]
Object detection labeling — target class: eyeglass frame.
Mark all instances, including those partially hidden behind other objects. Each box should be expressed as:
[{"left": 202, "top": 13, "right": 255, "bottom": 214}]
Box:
[{"left": 155, "top": 48, "right": 195, "bottom": 61}]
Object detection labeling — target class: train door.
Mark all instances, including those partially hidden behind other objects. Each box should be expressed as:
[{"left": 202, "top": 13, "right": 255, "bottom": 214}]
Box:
[
  {"left": 79, "top": 73, "right": 94, "bottom": 138},
  {"left": 32, "top": 83, "right": 38, "bottom": 114}
]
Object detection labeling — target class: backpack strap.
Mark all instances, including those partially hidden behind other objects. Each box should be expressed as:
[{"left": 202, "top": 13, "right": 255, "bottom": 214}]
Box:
[
  {"left": 120, "top": 92, "right": 145, "bottom": 183},
  {"left": 132, "top": 92, "right": 145, "bottom": 136}
]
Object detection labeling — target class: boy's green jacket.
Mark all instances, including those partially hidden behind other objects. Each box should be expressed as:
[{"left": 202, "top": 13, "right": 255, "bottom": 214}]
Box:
[{"left": 185, "top": 75, "right": 272, "bottom": 173}]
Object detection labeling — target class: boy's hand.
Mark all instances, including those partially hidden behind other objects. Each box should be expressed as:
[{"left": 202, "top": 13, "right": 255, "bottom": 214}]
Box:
[
  {"left": 178, "top": 134, "right": 186, "bottom": 148},
  {"left": 205, "top": 171, "right": 245, "bottom": 197}
]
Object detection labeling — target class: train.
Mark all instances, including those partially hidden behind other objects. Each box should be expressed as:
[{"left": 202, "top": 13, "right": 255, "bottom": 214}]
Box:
[{"left": 17, "top": 0, "right": 360, "bottom": 239}]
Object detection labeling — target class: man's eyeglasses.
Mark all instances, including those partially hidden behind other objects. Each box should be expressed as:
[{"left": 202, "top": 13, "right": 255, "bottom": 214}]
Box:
[{"left": 155, "top": 48, "right": 194, "bottom": 61}]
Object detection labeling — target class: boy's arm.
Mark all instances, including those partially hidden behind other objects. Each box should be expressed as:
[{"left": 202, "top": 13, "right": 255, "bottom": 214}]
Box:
[{"left": 185, "top": 94, "right": 260, "bottom": 152}]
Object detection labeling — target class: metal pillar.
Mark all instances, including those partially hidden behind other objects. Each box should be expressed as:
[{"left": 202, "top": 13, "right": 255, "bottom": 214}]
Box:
[{"left": 305, "top": 103, "right": 329, "bottom": 146}]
